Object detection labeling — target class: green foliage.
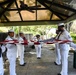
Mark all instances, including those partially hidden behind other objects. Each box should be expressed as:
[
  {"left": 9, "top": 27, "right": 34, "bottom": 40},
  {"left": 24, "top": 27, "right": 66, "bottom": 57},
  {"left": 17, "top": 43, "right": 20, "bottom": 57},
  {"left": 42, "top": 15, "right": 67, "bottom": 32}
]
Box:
[
  {"left": 72, "top": 35, "right": 76, "bottom": 40},
  {"left": 0, "top": 25, "right": 57, "bottom": 36},
  {"left": 70, "top": 32, "right": 76, "bottom": 43},
  {"left": 21, "top": 25, "right": 53, "bottom": 35}
]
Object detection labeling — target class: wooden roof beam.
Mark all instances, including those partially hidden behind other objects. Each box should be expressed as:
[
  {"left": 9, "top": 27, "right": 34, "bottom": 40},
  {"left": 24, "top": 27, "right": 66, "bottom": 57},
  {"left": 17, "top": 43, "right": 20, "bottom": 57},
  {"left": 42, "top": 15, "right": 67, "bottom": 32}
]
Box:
[
  {"left": 0, "top": 1, "right": 15, "bottom": 18},
  {"left": 37, "top": 0, "right": 66, "bottom": 20},
  {"left": 0, "top": 0, "right": 15, "bottom": 6},
  {"left": 0, "top": 20, "right": 65, "bottom": 26},
  {"left": 43, "top": 0, "right": 76, "bottom": 12}
]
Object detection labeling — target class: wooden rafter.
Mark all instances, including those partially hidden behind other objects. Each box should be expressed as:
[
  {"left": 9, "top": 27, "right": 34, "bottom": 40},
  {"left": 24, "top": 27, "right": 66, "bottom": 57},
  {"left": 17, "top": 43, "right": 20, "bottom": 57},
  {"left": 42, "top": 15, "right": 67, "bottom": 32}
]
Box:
[{"left": 0, "top": 1, "right": 15, "bottom": 18}]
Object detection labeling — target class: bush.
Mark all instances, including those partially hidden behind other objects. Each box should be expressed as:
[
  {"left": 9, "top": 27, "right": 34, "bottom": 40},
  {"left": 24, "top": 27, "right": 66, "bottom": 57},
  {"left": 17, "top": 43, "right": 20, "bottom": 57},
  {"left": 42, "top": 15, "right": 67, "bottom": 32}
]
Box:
[{"left": 71, "top": 33, "right": 76, "bottom": 43}]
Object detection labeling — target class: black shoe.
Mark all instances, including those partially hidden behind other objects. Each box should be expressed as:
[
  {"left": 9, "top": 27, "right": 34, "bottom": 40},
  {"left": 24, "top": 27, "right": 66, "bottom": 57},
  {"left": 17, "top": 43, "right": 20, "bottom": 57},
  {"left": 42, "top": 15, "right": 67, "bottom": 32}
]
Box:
[
  {"left": 57, "top": 73, "right": 61, "bottom": 75},
  {"left": 54, "top": 62, "right": 61, "bottom": 66},
  {"left": 54, "top": 62, "right": 58, "bottom": 65},
  {"left": 37, "top": 57, "right": 41, "bottom": 59},
  {"left": 20, "top": 63, "right": 26, "bottom": 66}
]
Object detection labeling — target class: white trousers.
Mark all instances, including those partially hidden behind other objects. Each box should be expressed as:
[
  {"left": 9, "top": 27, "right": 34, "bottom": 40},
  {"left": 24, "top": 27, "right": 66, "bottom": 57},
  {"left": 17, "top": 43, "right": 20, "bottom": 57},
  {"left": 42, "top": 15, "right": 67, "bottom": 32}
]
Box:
[
  {"left": 17, "top": 45, "right": 20, "bottom": 58},
  {"left": 17, "top": 45, "right": 24, "bottom": 65},
  {"left": 55, "top": 43, "right": 61, "bottom": 65},
  {"left": 35, "top": 45, "right": 41, "bottom": 58},
  {"left": 7, "top": 53, "right": 16, "bottom": 75},
  {"left": 0, "top": 56, "right": 4, "bottom": 75},
  {"left": 59, "top": 44, "right": 70, "bottom": 75},
  {"left": 19, "top": 48, "right": 24, "bottom": 65}
]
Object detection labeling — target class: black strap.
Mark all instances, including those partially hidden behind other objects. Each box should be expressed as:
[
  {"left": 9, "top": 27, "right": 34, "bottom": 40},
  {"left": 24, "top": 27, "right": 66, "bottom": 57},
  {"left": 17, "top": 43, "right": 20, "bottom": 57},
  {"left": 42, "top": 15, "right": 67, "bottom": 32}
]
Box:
[{"left": 56, "top": 32, "right": 63, "bottom": 40}]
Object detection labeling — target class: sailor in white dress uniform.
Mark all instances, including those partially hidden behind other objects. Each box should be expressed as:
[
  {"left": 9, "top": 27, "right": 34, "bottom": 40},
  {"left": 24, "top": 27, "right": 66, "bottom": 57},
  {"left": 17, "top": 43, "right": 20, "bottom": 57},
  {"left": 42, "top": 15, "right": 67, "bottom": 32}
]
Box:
[
  {"left": 0, "top": 45, "right": 6, "bottom": 75},
  {"left": 57, "top": 23, "right": 72, "bottom": 75},
  {"left": 35, "top": 35, "right": 42, "bottom": 59},
  {"left": 5, "top": 30, "right": 17, "bottom": 75},
  {"left": 17, "top": 32, "right": 25, "bottom": 66},
  {"left": 54, "top": 29, "right": 61, "bottom": 65}
]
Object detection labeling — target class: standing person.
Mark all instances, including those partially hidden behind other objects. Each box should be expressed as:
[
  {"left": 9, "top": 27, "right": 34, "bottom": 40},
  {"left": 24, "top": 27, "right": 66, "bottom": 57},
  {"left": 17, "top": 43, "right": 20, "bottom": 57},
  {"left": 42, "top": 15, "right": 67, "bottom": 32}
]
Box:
[
  {"left": 54, "top": 30, "right": 61, "bottom": 65},
  {"left": 0, "top": 45, "right": 4, "bottom": 75},
  {"left": 18, "top": 32, "right": 26, "bottom": 66},
  {"left": 0, "top": 44, "right": 6, "bottom": 75},
  {"left": 57, "top": 23, "right": 72, "bottom": 75},
  {"left": 15, "top": 34, "right": 20, "bottom": 59},
  {"left": 5, "top": 30, "right": 17, "bottom": 75},
  {"left": 35, "top": 35, "right": 42, "bottom": 59}
]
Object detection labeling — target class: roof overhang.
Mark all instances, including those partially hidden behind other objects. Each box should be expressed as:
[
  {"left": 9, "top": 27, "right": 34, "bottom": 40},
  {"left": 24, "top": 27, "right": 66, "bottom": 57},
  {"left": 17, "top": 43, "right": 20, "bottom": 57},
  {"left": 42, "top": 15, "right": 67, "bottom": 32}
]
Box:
[
  {"left": 0, "top": 0, "right": 76, "bottom": 26},
  {"left": 66, "top": 14, "right": 76, "bottom": 22},
  {"left": 0, "top": 20, "right": 64, "bottom": 26}
]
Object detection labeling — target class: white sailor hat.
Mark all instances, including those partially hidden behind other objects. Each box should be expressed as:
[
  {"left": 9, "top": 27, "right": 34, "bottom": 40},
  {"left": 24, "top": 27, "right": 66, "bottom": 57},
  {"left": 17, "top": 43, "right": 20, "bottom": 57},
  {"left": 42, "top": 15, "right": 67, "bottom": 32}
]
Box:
[
  {"left": 8, "top": 30, "right": 14, "bottom": 33},
  {"left": 58, "top": 23, "right": 65, "bottom": 27}
]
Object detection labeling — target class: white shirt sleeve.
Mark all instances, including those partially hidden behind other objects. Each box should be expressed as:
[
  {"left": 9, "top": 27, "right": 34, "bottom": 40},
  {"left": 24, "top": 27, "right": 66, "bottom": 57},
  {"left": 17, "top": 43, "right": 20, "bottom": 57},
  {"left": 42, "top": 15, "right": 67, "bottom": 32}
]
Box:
[{"left": 64, "top": 31, "right": 72, "bottom": 41}]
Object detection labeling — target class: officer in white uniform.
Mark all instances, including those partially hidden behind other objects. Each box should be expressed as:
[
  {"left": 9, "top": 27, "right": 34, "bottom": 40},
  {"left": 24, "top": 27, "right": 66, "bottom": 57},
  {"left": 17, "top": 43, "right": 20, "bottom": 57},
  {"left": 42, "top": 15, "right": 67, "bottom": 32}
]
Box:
[
  {"left": 0, "top": 54, "right": 4, "bottom": 75},
  {"left": 0, "top": 45, "right": 4, "bottom": 75},
  {"left": 17, "top": 32, "right": 25, "bottom": 66},
  {"left": 57, "top": 23, "right": 72, "bottom": 75},
  {"left": 35, "top": 35, "right": 42, "bottom": 59},
  {"left": 0, "top": 44, "right": 6, "bottom": 75},
  {"left": 54, "top": 30, "right": 61, "bottom": 65},
  {"left": 5, "top": 30, "right": 17, "bottom": 75},
  {"left": 15, "top": 34, "right": 20, "bottom": 58}
]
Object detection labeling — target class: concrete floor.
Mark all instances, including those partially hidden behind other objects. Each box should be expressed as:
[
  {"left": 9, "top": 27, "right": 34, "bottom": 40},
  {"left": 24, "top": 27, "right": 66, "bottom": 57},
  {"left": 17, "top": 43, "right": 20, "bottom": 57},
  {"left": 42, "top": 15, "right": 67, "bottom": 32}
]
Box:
[{"left": 4, "top": 44, "right": 76, "bottom": 75}]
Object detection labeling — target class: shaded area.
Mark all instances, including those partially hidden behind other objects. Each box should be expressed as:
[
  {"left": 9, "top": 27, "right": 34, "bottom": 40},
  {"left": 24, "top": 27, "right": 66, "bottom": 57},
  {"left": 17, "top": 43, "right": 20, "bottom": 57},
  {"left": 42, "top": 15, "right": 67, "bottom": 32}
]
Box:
[{"left": 4, "top": 44, "right": 76, "bottom": 75}]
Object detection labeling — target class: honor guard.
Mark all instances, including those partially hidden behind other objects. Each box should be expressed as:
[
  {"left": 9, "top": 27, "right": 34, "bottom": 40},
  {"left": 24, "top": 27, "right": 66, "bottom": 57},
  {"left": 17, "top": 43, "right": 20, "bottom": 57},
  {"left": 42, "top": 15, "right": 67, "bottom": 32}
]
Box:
[
  {"left": 0, "top": 45, "right": 5, "bottom": 75},
  {"left": 54, "top": 30, "right": 61, "bottom": 65},
  {"left": 5, "top": 30, "right": 17, "bottom": 75},
  {"left": 57, "top": 23, "right": 72, "bottom": 75},
  {"left": 17, "top": 32, "right": 26, "bottom": 66},
  {"left": 35, "top": 35, "right": 42, "bottom": 59}
]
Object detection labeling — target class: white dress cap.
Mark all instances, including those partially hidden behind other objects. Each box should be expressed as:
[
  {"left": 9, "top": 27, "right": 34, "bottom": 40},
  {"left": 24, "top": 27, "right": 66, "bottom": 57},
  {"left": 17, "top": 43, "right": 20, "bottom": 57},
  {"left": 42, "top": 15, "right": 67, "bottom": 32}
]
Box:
[
  {"left": 58, "top": 23, "right": 65, "bottom": 26},
  {"left": 8, "top": 30, "right": 14, "bottom": 33}
]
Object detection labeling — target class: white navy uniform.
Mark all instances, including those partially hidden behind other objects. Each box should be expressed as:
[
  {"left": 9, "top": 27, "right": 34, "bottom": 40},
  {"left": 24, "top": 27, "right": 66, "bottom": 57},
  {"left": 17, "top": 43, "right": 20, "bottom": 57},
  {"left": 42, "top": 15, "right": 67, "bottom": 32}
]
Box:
[
  {"left": 35, "top": 38, "right": 41, "bottom": 58},
  {"left": 15, "top": 36, "right": 20, "bottom": 59},
  {"left": 6, "top": 36, "right": 17, "bottom": 75},
  {"left": 17, "top": 36, "right": 25, "bottom": 65},
  {"left": 58, "top": 29, "right": 72, "bottom": 75},
  {"left": 0, "top": 45, "right": 5, "bottom": 75},
  {"left": 55, "top": 32, "right": 61, "bottom": 65},
  {"left": 0, "top": 56, "right": 4, "bottom": 75},
  {"left": 55, "top": 43, "right": 61, "bottom": 65}
]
